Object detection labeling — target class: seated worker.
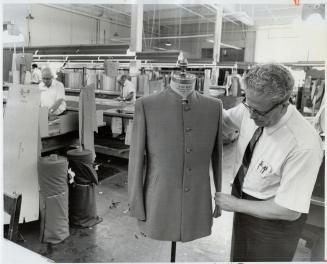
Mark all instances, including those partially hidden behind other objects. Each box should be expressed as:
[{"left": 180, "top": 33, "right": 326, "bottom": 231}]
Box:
[
  {"left": 116, "top": 75, "right": 135, "bottom": 102},
  {"left": 31, "top": 63, "right": 42, "bottom": 84},
  {"left": 39, "top": 67, "right": 66, "bottom": 117}
]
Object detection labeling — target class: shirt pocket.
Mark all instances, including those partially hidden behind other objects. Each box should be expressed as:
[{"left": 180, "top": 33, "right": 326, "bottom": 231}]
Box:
[{"left": 247, "top": 159, "right": 281, "bottom": 193}]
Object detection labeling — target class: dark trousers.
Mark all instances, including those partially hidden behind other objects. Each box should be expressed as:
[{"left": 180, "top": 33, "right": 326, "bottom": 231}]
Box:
[{"left": 231, "top": 192, "right": 307, "bottom": 262}]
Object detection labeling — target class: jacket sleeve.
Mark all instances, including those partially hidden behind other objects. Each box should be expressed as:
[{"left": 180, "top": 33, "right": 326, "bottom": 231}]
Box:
[
  {"left": 211, "top": 100, "right": 223, "bottom": 218},
  {"left": 128, "top": 99, "right": 146, "bottom": 220}
]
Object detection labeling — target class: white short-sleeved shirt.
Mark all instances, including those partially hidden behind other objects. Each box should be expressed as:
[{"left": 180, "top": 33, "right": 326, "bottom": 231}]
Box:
[
  {"left": 39, "top": 79, "right": 66, "bottom": 115},
  {"left": 223, "top": 104, "right": 323, "bottom": 213},
  {"left": 31, "top": 68, "right": 42, "bottom": 83},
  {"left": 122, "top": 79, "right": 135, "bottom": 101}
]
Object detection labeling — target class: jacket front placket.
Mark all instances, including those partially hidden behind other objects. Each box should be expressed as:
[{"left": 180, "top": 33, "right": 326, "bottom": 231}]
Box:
[{"left": 180, "top": 96, "right": 194, "bottom": 241}]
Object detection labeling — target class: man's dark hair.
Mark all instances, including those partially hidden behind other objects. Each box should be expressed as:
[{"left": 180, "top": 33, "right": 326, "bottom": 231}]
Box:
[{"left": 32, "top": 63, "right": 38, "bottom": 69}]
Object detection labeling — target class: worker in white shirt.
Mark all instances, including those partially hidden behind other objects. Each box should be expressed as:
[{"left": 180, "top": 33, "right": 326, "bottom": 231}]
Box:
[
  {"left": 31, "top": 63, "right": 42, "bottom": 84},
  {"left": 116, "top": 75, "right": 135, "bottom": 102},
  {"left": 215, "top": 63, "right": 323, "bottom": 261},
  {"left": 39, "top": 67, "right": 66, "bottom": 117}
]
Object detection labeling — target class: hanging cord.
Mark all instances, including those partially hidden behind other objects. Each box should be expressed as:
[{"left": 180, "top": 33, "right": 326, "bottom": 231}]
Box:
[
  {"left": 178, "top": 8, "right": 182, "bottom": 50},
  {"left": 149, "top": 6, "right": 156, "bottom": 48}
]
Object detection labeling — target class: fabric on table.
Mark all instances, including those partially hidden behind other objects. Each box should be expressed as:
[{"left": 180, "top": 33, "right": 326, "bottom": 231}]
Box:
[
  {"left": 78, "top": 85, "right": 98, "bottom": 160},
  {"left": 4, "top": 85, "right": 40, "bottom": 223}
]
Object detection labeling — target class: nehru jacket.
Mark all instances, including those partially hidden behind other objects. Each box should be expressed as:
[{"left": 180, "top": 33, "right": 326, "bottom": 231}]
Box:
[{"left": 128, "top": 87, "right": 223, "bottom": 242}]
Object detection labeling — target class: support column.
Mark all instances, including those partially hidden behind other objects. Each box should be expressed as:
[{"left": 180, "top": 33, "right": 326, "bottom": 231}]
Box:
[
  {"left": 130, "top": 4, "right": 143, "bottom": 52},
  {"left": 244, "top": 27, "right": 256, "bottom": 63},
  {"left": 96, "top": 19, "right": 100, "bottom": 44},
  {"left": 213, "top": 5, "right": 223, "bottom": 64}
]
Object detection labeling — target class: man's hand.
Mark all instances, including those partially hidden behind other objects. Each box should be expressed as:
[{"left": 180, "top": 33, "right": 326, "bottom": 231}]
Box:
[
  {"left": 215, "top": 192, "right": 302, "bottom": 221},
  {"left": 215, "top": 192, "right": 239, "bottom": 212},
  {"left": 115, "top": 96, "right": 124, "bottom": 101}
]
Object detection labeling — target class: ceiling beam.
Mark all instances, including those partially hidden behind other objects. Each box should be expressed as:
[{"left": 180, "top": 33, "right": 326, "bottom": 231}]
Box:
[
  {"left": 41, "top": 4, "right": 131, "bottom": 28},
  {"left": 176, "top": 4, "right": 216, "bottom": 23},
  {"left": 205, "top": 4, "right": 239, "bottom": 25},
  {"left": 95, "top": 5, "right": 131, "bottom": 17},
  {"left": 264, "top": 5, "right": 277, "bottom": 22}
]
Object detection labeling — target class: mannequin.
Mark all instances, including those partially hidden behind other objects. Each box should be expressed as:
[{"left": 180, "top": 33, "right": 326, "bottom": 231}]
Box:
[{"left": 128, "top": 54, "right": 223, "bottom": 261}]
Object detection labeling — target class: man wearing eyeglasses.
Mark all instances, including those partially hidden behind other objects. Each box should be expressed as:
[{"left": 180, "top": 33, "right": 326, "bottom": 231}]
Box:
[
  {"left": 39, "top": 67, "right": 66, "bottom": 118},
  {"left": 215, "top": 63, "right": 323, "bottom": 261}
]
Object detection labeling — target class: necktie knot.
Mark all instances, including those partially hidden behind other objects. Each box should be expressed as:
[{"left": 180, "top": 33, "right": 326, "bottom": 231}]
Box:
[{"left": 250, "top": 127, "right": 263, "bottom": 151}]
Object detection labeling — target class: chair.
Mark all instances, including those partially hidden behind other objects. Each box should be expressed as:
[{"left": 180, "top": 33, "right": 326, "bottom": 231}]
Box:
[{"left": 4, "top": 192, "right": 22, "bottom": 242}]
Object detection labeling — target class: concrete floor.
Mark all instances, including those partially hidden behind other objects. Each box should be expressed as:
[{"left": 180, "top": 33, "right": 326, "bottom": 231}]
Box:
[{"left": 10, "top": 143, "right": 311, "bottom": 262}]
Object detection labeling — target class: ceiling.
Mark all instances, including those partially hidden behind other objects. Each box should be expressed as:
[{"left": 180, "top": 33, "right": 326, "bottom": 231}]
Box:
[{"left": 45, "top": 3, "right": 305, "bottom": 28}]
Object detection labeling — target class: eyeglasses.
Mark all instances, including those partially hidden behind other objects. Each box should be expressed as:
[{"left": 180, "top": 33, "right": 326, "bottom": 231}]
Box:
[{"left": 242, "top": 97, "right": 287, "bottom": 117}]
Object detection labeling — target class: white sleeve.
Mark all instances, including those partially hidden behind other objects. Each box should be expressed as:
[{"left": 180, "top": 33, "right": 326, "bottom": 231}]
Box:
[
  {"left": 127, "top": 82, "right": 135, "bottom": 94},
  {"left": 274, "top": 148, "right": 323, "bottom": 213},
  {"left": 53, "top": 82, "right": 66, "bottom": 115},
  {"left": 56, "top": 82, "right": 65, "bottom": 100},
  {"left": 223, "top": 104, "right": 247, "bottom": 132}
]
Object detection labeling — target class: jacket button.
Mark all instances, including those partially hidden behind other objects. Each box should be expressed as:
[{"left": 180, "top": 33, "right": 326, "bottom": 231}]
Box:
[
  {"left": 186, "top": 148, "right": 192, "bottom": 153},
  {"left": 185, "top": 127, "right": 192, "bottom": 132},
  {"left": 187, "top": 167, "right": 192, "bottom": 172},
  {"left": 184, "top": 187, "right": 190, "bottom": 192}
]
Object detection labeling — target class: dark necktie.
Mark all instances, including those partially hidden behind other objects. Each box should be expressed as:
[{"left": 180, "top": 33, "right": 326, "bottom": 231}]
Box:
[{"left": 231, "top": 127, "right": 264, "bottom": 198}]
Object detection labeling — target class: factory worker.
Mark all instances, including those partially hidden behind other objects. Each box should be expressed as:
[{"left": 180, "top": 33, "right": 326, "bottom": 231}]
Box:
[
  {"left": 39, "top": 67, "right": 66, "bottom": 116},
  {"left": 216, "top": 63, "right": 323, "bottom": 262},
  {"left": 31, "top": 63, "right": 42, "bottom": 84},
  {"left": 116, "top": 74, "right": 135, "bottom": 102}
]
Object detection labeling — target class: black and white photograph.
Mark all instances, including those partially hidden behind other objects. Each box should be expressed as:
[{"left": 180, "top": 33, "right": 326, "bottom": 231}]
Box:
[{"left": 1, "top": 0, "right": 326, "bottom": 263}]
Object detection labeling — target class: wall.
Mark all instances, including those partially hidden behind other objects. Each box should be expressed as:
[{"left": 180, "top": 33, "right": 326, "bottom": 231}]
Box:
[
  {"left": 158, "top": 21, "right": 255, "bottom": 61},
  {"left": 29, "top": 5, "right": 96, "bottom": 46},
  {"left": 3, "top": 4, "right": 29, "bottom": 47},
  {"left": 3, "top": 4, "right": 131, "bottom": 47},
  {"left": 255, "top": 23, "right": 327, "bottom": 62}
]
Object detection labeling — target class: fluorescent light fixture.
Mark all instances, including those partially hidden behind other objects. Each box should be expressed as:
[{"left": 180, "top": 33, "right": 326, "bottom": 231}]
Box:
[
  {"left": 152, "top": 47, "right": 167, "bottom": 51},
  {"left": 223, "top": 12, "right": 254, "bottom": 26},
  {"left": 221, "top": 43, "right": 242, "bottom": 50},
  {"left": 206, "top": 39, "right": 242, "bottom": 50},
  {"left": 165, "top": 42, "right": 172, "bottom": 46}
]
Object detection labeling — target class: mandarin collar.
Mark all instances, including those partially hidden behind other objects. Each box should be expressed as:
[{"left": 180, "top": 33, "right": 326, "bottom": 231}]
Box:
[{"left": 166, "top": 86, "right": 197, "bottom": 104}]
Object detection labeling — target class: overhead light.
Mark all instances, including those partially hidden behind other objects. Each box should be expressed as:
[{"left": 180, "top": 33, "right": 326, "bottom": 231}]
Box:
[
  {"left": 152, "top": 47, "right": 167, "bottom": 51},
  {"left": 206, "top": 39, "right": 242, "bottom": 50},
  {"left": 221, "top": 43, "right": 242, "bottom": 50},
  {"left": 26, "top": 14, "right": 34, "bottom": 20},
  {"left": 165, "top": 42, "right": 172, "bottom": 46}
]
